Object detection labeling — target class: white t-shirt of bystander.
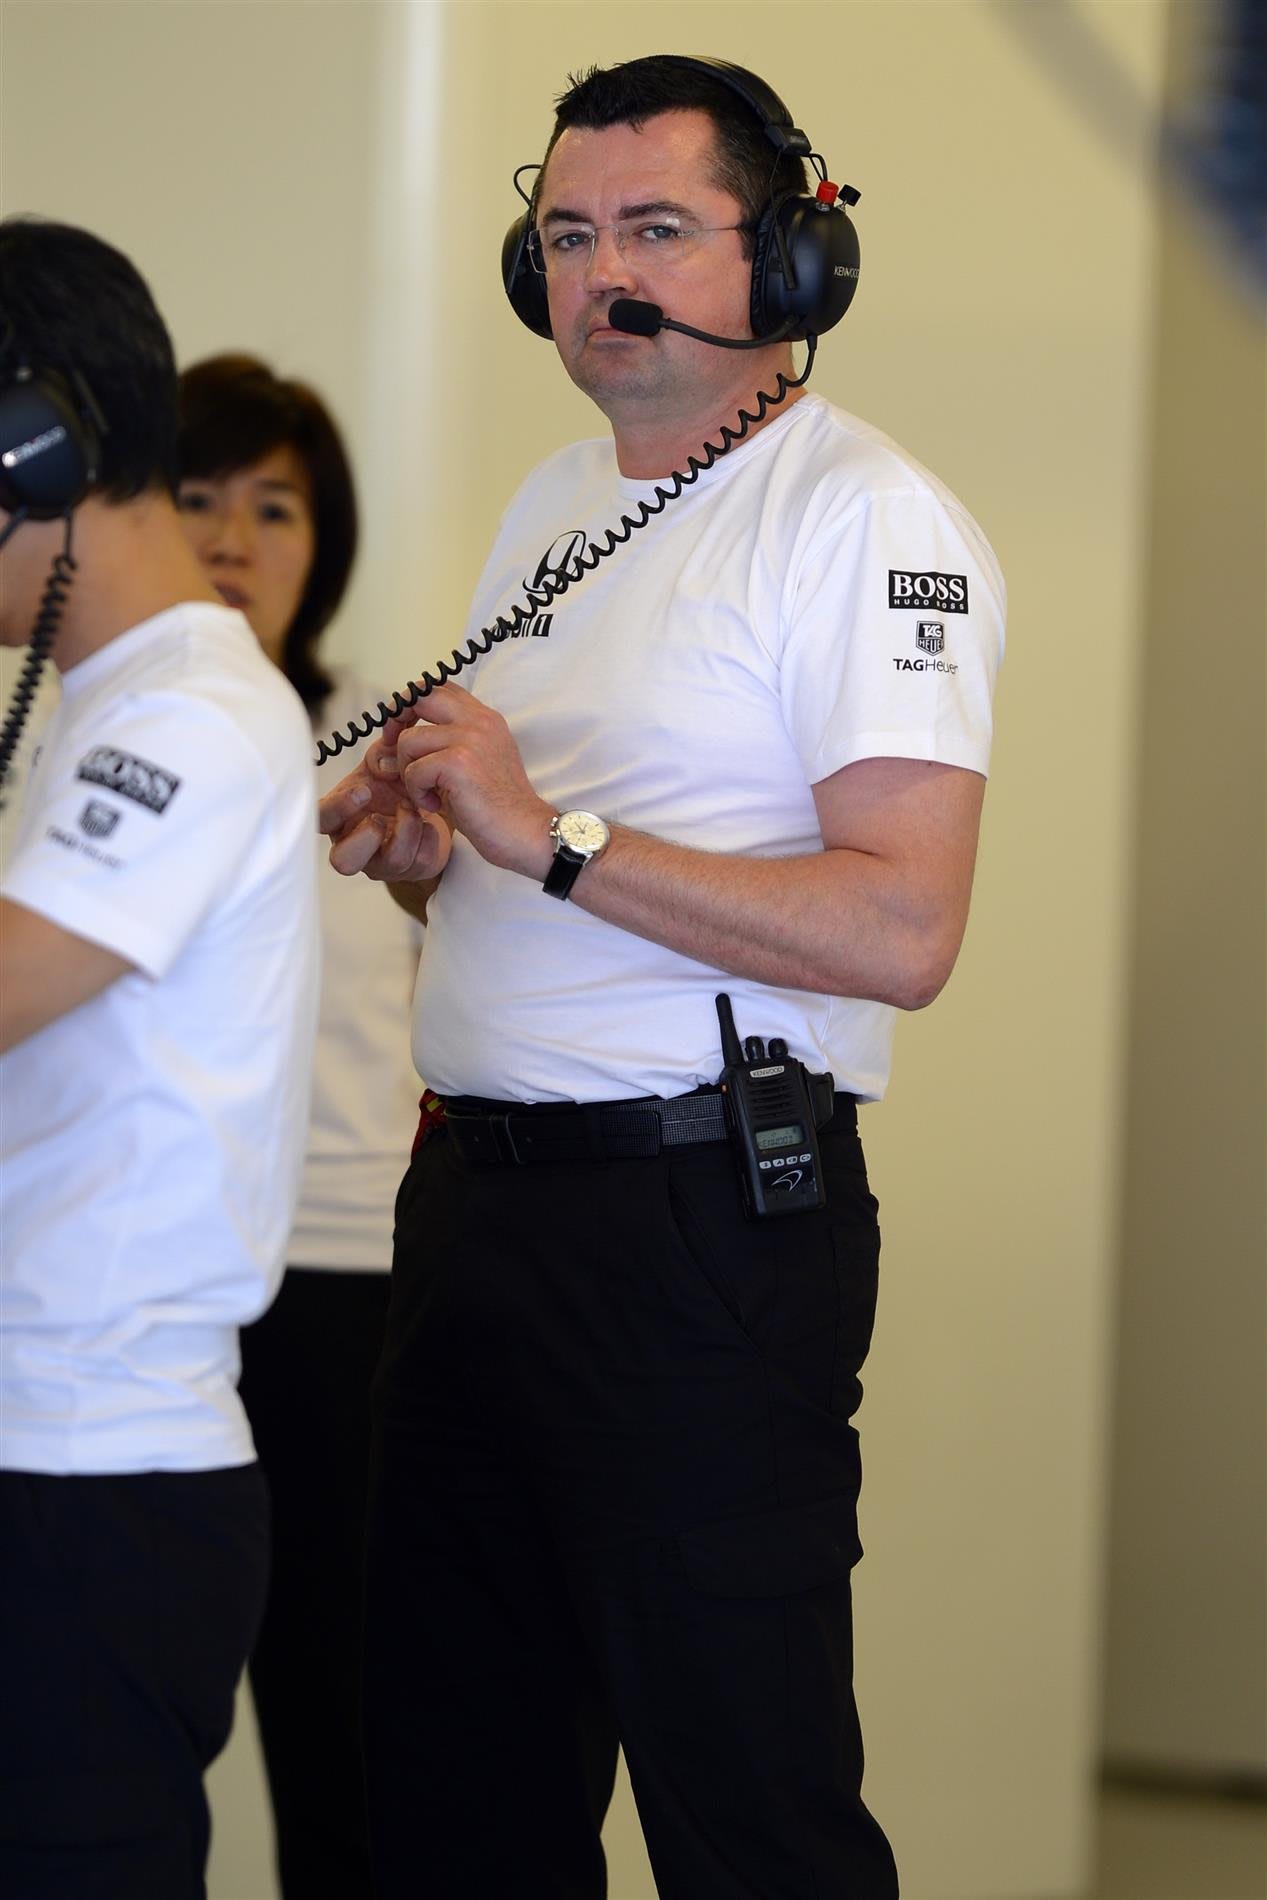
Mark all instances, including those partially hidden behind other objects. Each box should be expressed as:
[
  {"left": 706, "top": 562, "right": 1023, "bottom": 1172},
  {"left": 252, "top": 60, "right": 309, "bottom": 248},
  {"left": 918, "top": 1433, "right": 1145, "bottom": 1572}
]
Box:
[
  {"left": 288, "top": 665, "right": 424, "bottom": 1273},
  {"left": 0, "top": 601, "right": 319, "bottom": 1476}
]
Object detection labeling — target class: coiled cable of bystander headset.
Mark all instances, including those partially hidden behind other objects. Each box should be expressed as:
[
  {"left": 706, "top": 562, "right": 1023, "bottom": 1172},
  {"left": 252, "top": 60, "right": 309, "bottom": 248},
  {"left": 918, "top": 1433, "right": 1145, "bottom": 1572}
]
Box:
[{"left": 0, "top": 515, "right": 76, "bottom": 808}]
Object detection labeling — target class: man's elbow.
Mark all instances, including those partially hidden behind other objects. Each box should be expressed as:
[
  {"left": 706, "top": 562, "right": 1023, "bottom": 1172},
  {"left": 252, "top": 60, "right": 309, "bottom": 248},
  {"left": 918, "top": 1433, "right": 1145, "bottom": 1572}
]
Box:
[{"left": 865, "top": 923, "right": 965, "bottom": 1012}]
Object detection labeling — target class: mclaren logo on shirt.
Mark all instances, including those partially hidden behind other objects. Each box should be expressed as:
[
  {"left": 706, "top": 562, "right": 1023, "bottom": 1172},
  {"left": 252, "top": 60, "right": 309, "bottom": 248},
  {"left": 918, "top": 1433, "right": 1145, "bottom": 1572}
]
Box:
[
  {"left": 76, "top": 745, "right": 181, "bottom": 814},
  {"left": 513, "top": 529, "right": 587, "bottom": 639},
  {"left": 889, "top": 569, "right": 969, "bottom": 614}
]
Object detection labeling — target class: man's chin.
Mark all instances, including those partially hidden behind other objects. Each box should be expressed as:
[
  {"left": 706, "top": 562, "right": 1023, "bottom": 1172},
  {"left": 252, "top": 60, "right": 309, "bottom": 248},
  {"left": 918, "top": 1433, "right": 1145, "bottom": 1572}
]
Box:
[{"left": 567, "top": 345, "right": 670, "bottom": 409}]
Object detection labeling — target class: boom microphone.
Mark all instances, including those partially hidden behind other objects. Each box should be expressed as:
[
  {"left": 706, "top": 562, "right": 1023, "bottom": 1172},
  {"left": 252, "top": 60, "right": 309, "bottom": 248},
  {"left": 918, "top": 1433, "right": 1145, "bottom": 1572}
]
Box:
[{"left": 607, "top": 299, "right": 796, "bottom": 348}]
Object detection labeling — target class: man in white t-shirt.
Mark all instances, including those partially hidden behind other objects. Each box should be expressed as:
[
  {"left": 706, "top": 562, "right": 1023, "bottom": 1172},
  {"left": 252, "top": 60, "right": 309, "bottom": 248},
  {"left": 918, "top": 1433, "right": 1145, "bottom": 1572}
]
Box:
[
  {"left": 320, "top": 58, "right": 1004, "bottom": 1900},
  {"left": 0, "top": 218, "right": 318, "bottom": 1899}
]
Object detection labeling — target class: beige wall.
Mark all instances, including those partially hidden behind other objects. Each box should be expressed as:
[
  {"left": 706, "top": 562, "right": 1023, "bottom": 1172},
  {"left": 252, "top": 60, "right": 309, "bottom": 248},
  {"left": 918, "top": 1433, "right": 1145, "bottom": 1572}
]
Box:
[
  {"left": 10, "top": 3, "right": 1254, "bottom": 1897},
  {"left": 1100, "top": 0, "right": 1267, "bottom": 1782}
]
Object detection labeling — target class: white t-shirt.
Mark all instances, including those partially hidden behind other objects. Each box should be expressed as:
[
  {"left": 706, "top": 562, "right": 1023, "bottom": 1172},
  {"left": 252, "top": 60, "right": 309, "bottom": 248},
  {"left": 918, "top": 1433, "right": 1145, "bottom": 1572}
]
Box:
[
  {"left": 0, "top": 602, "right": 319, "bottom": 1475},
  {"left": 288, "top": 666, "right": 424, "bottom": 1272},
  {"left": 414, "top": 393, "right": 1005, "bottom": 1105}
]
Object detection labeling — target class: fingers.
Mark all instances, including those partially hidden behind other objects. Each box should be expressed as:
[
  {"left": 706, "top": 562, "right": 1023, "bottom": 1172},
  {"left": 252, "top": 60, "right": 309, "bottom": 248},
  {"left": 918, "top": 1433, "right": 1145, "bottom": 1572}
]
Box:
[
  {"left": 327, "top": 813, "right": 395, "bottom": 877},
  {"left": 402, "top": 683, "right": 474, "bottom": 725},
  {"left": 317, "top": 776, "right": 372, "bottom": 836},
  {"left": 419, "top": 811, "right": 454, "bottom": 876},
  {"left": 327, "top": 807, "right": 453, "bottom": 882}
]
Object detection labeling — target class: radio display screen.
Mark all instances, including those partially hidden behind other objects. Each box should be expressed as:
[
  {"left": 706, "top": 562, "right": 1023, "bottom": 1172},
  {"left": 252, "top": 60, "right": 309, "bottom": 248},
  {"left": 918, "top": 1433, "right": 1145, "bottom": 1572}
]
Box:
[{"left": 755, "top": 1124, "right": 804, "bottom": 1151}]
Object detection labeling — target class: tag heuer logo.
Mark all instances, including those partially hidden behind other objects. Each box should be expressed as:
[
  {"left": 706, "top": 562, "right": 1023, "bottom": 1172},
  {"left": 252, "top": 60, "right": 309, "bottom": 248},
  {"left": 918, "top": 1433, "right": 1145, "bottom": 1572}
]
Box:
[
  {"left": 915, "top": 621, "right": 945, "bottom": 655},
  {"left": 78, "top": 799, "right": 121, "bottom": 840},
  {"left": 889, "top": 569, "right": 969, "bottom": 613},
  {"left": 76, "top": 746, "right": 181, "bottom": 814}
]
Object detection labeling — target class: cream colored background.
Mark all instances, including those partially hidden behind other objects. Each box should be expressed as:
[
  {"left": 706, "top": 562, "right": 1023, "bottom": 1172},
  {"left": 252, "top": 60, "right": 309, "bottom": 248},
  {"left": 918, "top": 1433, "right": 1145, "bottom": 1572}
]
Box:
[{"left": 1, "top": 3, "right": 1262, "bottom": 1897}]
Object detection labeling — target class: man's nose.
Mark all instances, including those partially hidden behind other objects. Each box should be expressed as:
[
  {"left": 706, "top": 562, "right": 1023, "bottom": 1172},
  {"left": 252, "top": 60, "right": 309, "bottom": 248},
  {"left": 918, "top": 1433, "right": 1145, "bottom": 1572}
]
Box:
[{"left": 584, "top": 226, "right": 634, "bottom": 293}]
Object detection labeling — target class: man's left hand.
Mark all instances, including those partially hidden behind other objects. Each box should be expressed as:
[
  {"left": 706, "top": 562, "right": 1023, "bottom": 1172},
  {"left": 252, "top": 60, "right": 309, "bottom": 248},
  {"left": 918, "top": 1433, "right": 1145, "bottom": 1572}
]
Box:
[{"left": 386, "top": 683, "right": 554, "bottom": 879}]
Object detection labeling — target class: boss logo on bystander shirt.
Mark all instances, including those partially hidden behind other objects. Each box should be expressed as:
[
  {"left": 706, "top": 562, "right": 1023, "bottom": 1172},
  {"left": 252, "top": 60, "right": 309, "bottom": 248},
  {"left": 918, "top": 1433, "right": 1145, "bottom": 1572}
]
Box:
[
  {"left": 76, "top": 745, "right": 181, "bottom": 814},
  {"left": 888, "top": 568, "right": 969, "bottom": 613}
]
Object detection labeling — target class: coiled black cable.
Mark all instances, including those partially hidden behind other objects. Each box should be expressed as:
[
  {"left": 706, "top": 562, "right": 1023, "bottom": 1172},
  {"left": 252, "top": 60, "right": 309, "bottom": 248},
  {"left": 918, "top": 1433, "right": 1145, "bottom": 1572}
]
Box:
[
  {"left": 0, "top": 522, "right": 76, "bottom": 808},
  {"left": 314, "top": 337, "right": 818, "bottom": 765}
]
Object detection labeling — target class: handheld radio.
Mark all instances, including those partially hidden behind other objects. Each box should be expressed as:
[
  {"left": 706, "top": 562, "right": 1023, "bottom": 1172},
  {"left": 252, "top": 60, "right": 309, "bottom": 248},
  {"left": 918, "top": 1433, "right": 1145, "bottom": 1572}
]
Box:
[{"left": 715, "top": 993, "right": 835, "bottom": 1218}]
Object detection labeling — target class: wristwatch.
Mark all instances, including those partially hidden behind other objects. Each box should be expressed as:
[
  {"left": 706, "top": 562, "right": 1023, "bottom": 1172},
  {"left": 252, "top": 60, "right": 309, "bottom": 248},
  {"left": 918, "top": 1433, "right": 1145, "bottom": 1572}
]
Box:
[{"left": 543, "top": 809, "right": 611, "bottom": 900}]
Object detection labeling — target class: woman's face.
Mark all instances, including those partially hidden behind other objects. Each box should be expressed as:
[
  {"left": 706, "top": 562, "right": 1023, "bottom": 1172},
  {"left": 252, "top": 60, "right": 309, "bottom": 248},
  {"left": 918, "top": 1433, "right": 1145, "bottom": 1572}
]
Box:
[{"left": 177, "top": 444, "right": 316, "bottom": 665}]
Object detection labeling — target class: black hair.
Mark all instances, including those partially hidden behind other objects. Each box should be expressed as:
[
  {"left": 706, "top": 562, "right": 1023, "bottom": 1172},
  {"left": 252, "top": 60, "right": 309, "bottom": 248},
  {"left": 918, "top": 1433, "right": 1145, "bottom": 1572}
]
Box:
[
  {"left": 176, "top": 354, "right": 358, "bottom": 712},
  {"left": 0, "top": 215, "right": 179, "bottom": 500},
  {"left": 546, "top": 57, "right": 810, "bottom": 258}
]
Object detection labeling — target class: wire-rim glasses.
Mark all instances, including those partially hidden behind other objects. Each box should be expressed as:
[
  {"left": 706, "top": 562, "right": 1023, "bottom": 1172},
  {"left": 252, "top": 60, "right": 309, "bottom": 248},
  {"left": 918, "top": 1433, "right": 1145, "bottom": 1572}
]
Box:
[{"left": 527, "top": 218, "right": 753, "bottom": 276}]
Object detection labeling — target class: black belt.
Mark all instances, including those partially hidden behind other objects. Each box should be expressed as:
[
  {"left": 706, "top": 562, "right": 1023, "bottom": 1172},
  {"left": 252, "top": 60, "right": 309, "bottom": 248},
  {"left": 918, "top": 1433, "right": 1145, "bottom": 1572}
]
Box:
[
  {"left": 441, "top": 1090, "right": 729, "bottom": 1166},
  {"left": 439, "top": 1088, "right": 855, "bottom": 1167}
]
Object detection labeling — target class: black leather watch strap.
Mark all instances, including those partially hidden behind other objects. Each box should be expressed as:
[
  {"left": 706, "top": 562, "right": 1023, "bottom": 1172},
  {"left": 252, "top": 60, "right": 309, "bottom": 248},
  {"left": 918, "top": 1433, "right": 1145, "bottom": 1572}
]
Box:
[{"left": 543, "top": 844, "right": 587, "bottom": 901}]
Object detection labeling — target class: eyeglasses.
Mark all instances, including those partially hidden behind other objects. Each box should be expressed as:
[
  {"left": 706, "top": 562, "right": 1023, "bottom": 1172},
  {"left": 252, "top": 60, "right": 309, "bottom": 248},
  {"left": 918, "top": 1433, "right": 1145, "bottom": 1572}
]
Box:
[{"left": 527, "top": 218, "right": 752, "bottom": 277}]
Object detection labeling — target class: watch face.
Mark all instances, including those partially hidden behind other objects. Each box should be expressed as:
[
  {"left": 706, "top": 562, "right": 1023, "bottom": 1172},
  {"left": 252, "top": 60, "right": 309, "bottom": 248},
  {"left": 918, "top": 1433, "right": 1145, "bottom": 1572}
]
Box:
[{"left": 557, "top": 810, "right": 609, "bottom": 855}]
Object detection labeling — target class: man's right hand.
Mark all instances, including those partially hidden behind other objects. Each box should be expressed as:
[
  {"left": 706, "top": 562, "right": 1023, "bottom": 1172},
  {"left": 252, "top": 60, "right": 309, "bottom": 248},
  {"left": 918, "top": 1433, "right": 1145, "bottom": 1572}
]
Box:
[{"left": 318, "top": 716, "right": 453, "bottom": 884}]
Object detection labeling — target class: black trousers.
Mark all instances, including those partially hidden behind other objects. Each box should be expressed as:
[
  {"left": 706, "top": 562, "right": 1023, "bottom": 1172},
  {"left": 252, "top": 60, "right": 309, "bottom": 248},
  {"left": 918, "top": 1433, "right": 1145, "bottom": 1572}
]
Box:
[
  {"left": 364, "top": 1104, "right": 899, "bottom": 1899},
  {"left": 238, "top": 1265, "right": 391, "bottom": 1900},
  {"left": 0, "top": 1464, "right": 268, "bottom": 1900}
]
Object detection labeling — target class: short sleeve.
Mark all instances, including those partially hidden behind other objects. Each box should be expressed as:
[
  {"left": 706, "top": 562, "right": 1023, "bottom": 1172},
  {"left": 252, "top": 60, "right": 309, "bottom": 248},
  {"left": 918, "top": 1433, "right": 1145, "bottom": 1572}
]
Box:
[
  {"left": 2, "top": 692, "right": 289, "bottom": 979},
  {"left": 780, "top": 489, "right": 1006, "bottom": 785}
]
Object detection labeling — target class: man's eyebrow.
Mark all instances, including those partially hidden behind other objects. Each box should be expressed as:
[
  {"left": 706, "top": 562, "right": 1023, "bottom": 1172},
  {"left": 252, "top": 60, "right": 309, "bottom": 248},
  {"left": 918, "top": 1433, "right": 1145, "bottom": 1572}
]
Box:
[{"left": 540, "top": 200, "right": 697, "bottom": 226}]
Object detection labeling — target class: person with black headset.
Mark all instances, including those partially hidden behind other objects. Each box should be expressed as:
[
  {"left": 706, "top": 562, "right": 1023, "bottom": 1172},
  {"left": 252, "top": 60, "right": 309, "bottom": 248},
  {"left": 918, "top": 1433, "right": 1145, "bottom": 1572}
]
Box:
[
  {"left": 319, "top": 56, "right": 1005, "bottom": 1900},
  {"left": 0, "top": 219, "right": 319, "bottom": 1900}
]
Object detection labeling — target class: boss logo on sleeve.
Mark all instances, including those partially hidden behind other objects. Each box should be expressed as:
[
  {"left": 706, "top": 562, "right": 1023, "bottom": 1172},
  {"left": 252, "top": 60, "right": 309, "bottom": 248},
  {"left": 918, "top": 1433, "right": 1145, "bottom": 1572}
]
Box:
[
  {"left": 888, "top": 569, "right": 969, "bottom": 613},
  {"left": 76, "top": 746, "right": 182, "bottom": 814}
]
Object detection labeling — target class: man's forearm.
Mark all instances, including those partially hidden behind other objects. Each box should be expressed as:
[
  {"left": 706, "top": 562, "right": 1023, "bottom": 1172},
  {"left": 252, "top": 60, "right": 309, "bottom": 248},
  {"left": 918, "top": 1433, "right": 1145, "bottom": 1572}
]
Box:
[{"left": 565, "top": 827, "right": 964, "bottom": 1010}]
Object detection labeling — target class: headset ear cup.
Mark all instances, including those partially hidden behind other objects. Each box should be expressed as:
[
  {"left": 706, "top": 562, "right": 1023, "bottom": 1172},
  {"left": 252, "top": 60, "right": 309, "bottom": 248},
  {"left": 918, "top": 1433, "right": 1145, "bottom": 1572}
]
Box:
[
  {"left": 501, "top": 215, "right": 553, "bottom": 340},
  {"left": 752, "top": 197, "right": 861, "bottom": 341},
  {"left": 0, "top": 376, "right": 98, "bottom": 517}
]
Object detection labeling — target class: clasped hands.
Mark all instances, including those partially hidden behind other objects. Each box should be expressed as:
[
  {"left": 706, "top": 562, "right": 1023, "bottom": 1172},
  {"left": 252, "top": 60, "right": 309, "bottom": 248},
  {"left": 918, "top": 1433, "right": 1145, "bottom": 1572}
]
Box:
[{"left": 317, "top": 682, "right": 555, "bottom": 885}]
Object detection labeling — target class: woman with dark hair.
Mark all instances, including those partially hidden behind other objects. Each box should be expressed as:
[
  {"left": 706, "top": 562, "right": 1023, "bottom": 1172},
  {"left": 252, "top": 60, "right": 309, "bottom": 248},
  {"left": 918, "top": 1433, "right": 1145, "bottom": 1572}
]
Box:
[{"left": 177, "top": 355, "right": 421, "bottom": 1900}]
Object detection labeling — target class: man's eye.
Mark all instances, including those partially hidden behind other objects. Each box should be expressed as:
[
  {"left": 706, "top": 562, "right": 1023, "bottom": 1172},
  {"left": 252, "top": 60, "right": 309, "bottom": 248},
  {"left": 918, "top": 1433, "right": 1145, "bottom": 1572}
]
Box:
[
  {"left": 551, "top": 231, "right": 592, "bottom": 254},
  {"left": 638, "top": 224, "right": 686, "bottom": 245}
]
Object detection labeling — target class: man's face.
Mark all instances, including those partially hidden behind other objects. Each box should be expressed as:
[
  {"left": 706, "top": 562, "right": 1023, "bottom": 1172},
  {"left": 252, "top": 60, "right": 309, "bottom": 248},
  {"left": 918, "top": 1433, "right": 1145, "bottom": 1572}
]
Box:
[{"left": 537, "top": 109, "right": 755, "bottom": 418}]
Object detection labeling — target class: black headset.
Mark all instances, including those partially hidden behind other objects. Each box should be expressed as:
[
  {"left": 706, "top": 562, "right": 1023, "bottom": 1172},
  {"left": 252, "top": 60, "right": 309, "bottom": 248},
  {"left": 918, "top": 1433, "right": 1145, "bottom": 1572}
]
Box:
[
  {"left": 501, "top": 56, "right": 860, "bottom": 346},
  {"left": 0, "top": 362, "right": 104, "bottom": 522},
  {"left": 0, "top": 357, "right": 107, "bottom": 799}
]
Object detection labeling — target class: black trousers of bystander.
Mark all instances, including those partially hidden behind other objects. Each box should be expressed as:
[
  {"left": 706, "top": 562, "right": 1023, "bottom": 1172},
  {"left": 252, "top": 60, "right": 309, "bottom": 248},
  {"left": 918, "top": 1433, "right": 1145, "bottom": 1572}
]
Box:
[
  {"left": 0, "top": 1464, "right": 268, "bottom": 1900},
  {"left": 238, "top": 1265, "right": 391, "bottom": 1900},
  {"left": 363, "top": 1098, "right": 900, "bottom": 1900}
]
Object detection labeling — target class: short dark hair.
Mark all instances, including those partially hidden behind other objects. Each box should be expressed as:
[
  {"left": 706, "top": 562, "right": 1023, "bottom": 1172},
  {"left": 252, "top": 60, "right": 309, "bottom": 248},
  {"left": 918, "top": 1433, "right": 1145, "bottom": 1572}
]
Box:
[
  {"left": 545, "top": 57, "right": 810, "bottom": 259},
  {"left": 177, "top": 354, "right": 358, "bottom": 712},
  {"left": 0, "top": 216, "right": 179, "bottom": 501}
]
